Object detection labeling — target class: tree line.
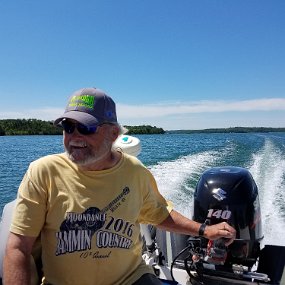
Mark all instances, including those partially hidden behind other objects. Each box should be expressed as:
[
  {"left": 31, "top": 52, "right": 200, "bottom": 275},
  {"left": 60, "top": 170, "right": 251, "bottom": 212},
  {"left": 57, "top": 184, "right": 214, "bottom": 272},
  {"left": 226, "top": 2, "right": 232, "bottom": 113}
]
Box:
[
  {"left": 0, "top": 119, "right": 165, "bottom": 136},
  {"left": 1, "top": 119, "right": 283, "bottom": 136},
  {"left": 0, "top": 119, "right": 62, "bottom": 135},
  {"left": 168, "top": 127, "right": 285, "bottom": 134},
  {"left": 124, "top": 125, "right": 165, "bottom": 134}
]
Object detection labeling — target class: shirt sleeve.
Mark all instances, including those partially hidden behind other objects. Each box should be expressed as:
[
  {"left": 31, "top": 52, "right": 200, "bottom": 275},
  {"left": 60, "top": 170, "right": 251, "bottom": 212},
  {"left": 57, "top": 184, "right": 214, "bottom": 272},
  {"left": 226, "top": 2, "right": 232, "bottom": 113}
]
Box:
[
  {"left": 138, "top": 169, "right": 173, "bottom": 225},
  {"left": 10, "top": 163, "right": 47, "bottom": 237}
]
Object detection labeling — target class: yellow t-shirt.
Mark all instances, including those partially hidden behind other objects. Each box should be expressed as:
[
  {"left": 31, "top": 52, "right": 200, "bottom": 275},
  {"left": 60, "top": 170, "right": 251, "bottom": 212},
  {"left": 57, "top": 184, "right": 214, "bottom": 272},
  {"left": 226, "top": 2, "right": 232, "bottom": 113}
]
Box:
[{"left": 11, "top": 153, "right": 172, "bottom": 285}]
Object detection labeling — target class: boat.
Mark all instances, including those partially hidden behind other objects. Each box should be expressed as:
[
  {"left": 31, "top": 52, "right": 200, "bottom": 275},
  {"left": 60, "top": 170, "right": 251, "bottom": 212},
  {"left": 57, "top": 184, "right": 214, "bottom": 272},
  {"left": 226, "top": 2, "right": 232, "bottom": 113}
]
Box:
[{"left": 0, "top": 135, "right": 285, "bottom": 285}]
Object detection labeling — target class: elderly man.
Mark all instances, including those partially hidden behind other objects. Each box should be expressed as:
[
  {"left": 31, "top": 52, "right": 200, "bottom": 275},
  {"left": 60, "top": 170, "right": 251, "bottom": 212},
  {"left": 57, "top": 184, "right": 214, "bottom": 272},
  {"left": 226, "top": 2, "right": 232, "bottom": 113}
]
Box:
[{"left": 3, "top": 88, "right": 235, "bottom": 285}]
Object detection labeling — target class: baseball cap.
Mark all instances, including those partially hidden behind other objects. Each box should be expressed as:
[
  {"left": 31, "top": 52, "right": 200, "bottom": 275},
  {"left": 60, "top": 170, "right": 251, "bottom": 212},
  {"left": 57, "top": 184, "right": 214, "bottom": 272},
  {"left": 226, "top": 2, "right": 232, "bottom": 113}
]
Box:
[{"left": 54, "top": 87, "right": 117, "bottom": 127}]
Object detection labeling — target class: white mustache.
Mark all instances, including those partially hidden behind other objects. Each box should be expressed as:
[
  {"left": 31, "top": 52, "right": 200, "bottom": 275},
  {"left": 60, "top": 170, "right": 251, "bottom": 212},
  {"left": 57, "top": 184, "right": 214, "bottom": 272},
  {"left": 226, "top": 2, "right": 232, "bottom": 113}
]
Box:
[{"left": 69, "top": 140, "right": 87, "bottom": 147}]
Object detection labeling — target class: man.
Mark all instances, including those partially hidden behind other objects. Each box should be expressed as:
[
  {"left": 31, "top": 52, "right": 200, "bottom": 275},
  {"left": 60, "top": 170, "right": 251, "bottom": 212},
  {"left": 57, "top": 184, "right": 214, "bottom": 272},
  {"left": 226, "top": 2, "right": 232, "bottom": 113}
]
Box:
[{"left": 3, "top": 87, "right": 236, "bottom": 285}]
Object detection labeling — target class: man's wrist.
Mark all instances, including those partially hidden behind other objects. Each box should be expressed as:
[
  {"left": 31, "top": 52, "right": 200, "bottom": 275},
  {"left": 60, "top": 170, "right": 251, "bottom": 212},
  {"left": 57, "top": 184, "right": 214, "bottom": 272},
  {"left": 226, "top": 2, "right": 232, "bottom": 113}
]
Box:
[{"left": 198, "top": 223, "right": 207, "bottom": 237}]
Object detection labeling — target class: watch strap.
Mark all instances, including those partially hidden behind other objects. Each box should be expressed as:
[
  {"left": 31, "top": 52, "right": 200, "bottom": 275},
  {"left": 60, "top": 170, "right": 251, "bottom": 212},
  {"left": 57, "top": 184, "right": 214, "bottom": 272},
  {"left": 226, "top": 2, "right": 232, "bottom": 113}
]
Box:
[{"left": 198, "top": 223, "right": 207, "bottom": 237}]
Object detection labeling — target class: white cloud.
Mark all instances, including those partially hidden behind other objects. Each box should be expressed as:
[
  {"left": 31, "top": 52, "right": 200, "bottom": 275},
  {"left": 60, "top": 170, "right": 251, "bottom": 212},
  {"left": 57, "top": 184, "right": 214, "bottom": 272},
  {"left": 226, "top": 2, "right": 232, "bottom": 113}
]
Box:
[
  {"left": 0, "top": 98, "right": 284, "bottom": 123},
  {"left": 117, "top": 98, "right": 285, "bottom": 118},
  {"left": 0, "top": 108, "right": 63, "bottom": 121}
]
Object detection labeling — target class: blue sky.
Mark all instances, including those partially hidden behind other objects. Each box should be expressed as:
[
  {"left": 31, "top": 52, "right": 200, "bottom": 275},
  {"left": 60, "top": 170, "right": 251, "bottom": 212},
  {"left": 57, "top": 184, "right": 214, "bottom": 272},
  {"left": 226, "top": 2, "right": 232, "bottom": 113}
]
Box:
[{"left": 0, "top": 1, "right": 284, "bottom": 130}]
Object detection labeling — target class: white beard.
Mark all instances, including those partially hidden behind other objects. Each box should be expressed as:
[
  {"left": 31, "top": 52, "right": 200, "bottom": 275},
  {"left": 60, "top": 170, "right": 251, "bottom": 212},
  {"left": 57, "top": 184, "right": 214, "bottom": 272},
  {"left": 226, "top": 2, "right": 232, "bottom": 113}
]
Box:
[{"left": 65, "top": 138, "right": 112, "bottom": 167}]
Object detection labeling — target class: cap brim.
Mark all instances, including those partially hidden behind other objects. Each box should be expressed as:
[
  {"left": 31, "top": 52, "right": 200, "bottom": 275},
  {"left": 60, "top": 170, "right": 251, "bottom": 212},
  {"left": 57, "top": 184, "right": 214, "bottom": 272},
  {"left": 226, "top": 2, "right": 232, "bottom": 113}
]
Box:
[{"left": 54, "top": 111, "right": 100, "bottom": 127}]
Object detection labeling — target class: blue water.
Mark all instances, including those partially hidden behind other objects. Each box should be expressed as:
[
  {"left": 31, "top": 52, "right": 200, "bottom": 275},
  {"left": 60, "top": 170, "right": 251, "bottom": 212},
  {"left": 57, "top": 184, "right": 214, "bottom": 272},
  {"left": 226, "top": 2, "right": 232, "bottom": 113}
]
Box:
[{"left": 1, "top": 133, "right": 285, "bottom": 246}]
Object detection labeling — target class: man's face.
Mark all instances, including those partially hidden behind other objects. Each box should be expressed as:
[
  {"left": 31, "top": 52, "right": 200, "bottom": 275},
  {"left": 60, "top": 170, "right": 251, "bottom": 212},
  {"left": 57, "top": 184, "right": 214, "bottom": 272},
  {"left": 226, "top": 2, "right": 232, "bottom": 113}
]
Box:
[{"left": 63, "top": 119, "right": 117, "bottom": 169}]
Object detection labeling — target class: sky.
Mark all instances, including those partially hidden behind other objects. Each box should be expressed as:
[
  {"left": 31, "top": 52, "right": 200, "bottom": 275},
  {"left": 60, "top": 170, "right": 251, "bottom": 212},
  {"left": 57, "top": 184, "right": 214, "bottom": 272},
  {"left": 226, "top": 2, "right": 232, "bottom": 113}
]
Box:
[{"left": 0, "top": 0, "right": 284, "bottom": 130}]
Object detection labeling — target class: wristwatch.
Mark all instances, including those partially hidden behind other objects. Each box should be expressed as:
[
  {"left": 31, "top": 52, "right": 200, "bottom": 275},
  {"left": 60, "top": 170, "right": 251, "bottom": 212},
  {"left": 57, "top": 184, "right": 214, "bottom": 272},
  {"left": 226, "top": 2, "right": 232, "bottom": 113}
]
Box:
[{"left": 198, "top": 223, "right": 207, "bottom": 237}]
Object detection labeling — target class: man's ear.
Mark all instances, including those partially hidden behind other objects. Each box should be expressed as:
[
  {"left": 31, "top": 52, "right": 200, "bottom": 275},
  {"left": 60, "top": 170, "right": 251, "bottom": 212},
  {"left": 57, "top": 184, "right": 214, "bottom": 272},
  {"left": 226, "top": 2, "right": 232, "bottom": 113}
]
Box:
[{"left": 110, "top": 125, "right": 120, "bottom": 142}]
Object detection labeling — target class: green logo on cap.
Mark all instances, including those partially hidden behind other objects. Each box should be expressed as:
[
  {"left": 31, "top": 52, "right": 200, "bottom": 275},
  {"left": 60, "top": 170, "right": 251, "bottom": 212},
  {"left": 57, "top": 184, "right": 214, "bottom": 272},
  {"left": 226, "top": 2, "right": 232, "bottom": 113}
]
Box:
[{"left": 69, "top": 95, "right": 95, "bottom": 109}]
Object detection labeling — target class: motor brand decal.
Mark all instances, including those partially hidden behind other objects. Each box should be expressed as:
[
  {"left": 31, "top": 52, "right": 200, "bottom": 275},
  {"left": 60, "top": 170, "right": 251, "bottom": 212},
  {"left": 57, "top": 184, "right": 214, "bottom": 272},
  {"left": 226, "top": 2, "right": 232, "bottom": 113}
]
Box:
[{"left": 212, "top": 188, "right": 227, "bottom": 201}]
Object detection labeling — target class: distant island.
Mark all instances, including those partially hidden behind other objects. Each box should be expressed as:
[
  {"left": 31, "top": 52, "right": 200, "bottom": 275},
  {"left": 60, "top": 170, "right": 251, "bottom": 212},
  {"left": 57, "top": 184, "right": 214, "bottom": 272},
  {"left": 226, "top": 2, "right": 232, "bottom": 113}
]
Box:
[
  {"left": 167, "top": 127, "right": 285, "bottom": 134},
  {"left": 124, "top": 125, "right": 165, "bottom": 134},
  {"left": 0, "top": 119, "right": 284, "bottom": 136},
  {"left": 0, "top": 119, "right": 61, "bottom": 136},
  {"left": 0, "top": 119, "right": 165, "bottom": 136}
]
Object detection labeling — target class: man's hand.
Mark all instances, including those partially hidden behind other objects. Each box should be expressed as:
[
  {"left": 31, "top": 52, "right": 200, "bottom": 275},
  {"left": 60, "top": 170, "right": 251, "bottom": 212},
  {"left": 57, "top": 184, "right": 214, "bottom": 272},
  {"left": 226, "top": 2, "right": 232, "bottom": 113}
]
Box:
[
  {"left": 203, "top": 222, "right": 236, "bottom": 246},
  {"left": 158, "top": 210, "right": 236, "bottom": 246}
]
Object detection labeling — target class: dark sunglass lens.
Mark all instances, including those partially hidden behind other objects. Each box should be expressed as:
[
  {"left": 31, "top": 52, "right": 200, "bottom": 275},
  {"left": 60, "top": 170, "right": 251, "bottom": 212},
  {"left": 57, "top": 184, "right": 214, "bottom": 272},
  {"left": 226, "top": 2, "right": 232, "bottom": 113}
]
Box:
[
  {"left": 77, "top": 124, "right": 97, "bottom": 135},
  {"left": 61, "top": 121, "right": 75, "bottom": 134},
  {"left": 61, "top": 120, "right": 97, "bottom": 135}
]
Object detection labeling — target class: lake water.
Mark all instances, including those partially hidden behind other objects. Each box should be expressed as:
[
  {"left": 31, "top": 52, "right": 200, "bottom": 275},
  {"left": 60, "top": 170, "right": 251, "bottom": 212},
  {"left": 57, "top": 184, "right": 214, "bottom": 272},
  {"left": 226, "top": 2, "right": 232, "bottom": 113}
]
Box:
[{"left": 1, "top": 133, "right": 285, "bottom": 246}]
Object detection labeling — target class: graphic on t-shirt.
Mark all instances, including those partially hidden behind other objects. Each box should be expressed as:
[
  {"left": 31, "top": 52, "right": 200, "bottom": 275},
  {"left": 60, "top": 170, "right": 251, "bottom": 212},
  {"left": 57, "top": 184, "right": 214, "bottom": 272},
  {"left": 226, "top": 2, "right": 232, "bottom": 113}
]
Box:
[{"left": 55, "top": 187, "right": 131, "bottom": 256}]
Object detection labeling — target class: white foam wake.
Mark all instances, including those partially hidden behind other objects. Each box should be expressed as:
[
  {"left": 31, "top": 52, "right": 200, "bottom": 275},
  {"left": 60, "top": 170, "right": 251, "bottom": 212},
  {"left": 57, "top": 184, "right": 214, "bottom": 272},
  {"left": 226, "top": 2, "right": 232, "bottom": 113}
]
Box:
[
  {"left": 149, "top": 150, "right": 220, "bottom": 218},
  {"left": 249, "top": 138, "right": 285, "bottom": 246}
]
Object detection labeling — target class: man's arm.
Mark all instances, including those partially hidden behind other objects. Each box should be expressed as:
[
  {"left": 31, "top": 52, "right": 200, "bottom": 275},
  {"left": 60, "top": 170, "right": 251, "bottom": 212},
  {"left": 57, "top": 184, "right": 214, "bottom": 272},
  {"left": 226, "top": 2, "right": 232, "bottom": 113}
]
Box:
[
  {"left": 157, "top": 210, "right": 236, "bottom": 246},
  {"left": 3, "top": 232, "right": 37, "bottom": 285}
]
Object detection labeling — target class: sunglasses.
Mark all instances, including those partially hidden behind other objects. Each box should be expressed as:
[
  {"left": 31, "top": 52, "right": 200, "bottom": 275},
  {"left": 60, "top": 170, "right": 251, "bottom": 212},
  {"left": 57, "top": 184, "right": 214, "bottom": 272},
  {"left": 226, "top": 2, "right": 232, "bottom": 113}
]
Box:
[{"left": 61, "top": 119, "right": 98, "bottom": 135}]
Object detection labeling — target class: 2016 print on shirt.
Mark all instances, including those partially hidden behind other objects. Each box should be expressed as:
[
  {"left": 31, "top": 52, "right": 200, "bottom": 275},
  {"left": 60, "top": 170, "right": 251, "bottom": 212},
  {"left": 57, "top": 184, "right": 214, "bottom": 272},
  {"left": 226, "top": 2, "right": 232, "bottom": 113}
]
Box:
[{"left": 55, "top": 186, "right": 135, "bottom": 258}]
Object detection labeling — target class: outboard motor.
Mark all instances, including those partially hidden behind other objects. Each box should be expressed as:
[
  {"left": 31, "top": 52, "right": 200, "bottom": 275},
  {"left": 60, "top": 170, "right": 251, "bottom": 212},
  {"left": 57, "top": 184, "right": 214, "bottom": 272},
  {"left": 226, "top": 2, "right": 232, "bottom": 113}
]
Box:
[
  {"left": 189, "top": 166, "right": 285, "bottom": 284},
  {"left": 144, "top": 166, "right": 285, "bottom": 285},
  {"left": 193, "top": 166, "right": 263, "bottom": 268}
]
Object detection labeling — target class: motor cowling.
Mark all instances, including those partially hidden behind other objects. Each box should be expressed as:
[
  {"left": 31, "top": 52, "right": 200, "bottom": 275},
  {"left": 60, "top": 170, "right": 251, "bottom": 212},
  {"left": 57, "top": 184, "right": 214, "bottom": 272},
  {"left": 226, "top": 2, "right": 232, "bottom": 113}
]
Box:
[{"left": 193, "top": 166, "right": 263, "bottom": 268}]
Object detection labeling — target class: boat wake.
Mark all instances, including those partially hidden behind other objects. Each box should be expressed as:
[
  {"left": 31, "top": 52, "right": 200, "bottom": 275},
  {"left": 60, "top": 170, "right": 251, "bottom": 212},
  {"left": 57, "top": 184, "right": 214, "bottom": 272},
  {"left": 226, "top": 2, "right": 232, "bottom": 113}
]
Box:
[
  {"left": 248, "top": 138, "right": 285, "bottom": 246},
  {"left": 149, "top": 149, "right": 224, "bottom": 218},
  {"left": 149, "top": 137, "right": 285, "bottom": 247}
]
